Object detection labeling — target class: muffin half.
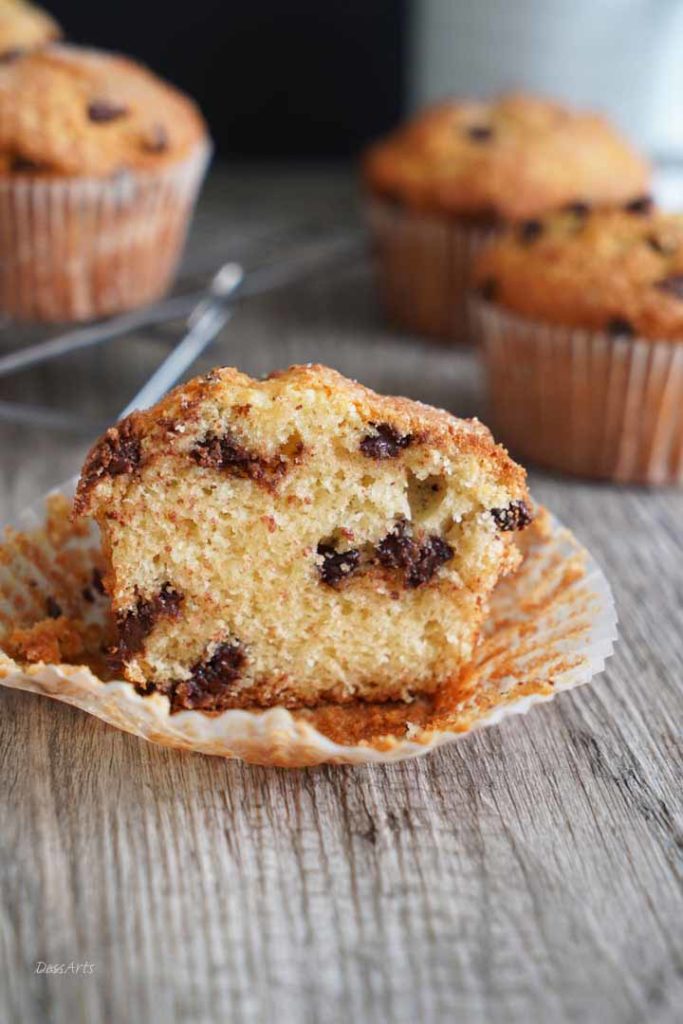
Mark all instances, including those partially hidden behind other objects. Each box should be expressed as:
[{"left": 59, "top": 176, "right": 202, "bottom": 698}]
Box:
[{"left": 74, "top": 365, "right": 533, "bottom": 711}]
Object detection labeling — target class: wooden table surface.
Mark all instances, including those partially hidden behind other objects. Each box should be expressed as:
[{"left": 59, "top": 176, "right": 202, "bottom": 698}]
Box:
[{"left": 1, "top": 167, "right": 681, "bottom": 1024}]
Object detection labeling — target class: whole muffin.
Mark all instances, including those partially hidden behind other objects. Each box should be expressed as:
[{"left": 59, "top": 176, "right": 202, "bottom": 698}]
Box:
[
  {"left": 0, "top": 0, "right": 59, "bottom": 59},
  {"left": 473, "top": 205, "right": 683, "bottom": 484},
  {"left": 0, "top": 44, "right": 210, "bottom": 321},
  {"left": 363, "top": 93, "right": 650, "bottom": 341}
]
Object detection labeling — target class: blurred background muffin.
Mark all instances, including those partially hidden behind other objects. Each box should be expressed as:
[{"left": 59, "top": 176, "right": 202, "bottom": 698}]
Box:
[
  {"left": 0, "top": 43, "right": 209, "bottom": 322},
  {"left": 473, "top": 204, "right": 683, "bottom": 484},
  {"left": 363, "top": 94, "right": 650, "bottom": 343},
  {"left": 0, "top": 0, "right": 59, "bottom": 59}
]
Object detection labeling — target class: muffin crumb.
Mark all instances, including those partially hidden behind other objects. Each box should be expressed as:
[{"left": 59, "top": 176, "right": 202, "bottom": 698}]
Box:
[{"left": 74, "top": 364, "right": 532, "bottom": 710}]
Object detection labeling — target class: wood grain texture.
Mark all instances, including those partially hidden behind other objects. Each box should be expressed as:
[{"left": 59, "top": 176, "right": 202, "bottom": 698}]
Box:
[{"left": 0, "top": 166, "right": 682, "bottom": 1024}]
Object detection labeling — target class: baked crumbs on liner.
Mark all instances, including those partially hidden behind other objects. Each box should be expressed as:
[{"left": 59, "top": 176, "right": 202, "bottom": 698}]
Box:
[
  {"left": 475, "top": 301, "right": 683, "bottom": 484},
  {"left": 0, "top": 492, "right": 617, "bottom": 767}
]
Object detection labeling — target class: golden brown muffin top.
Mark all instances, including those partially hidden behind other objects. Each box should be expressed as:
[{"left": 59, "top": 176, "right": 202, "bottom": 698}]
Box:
[
  {"left": 0, "top": 0, "right": 59, "bottom": 58},
  {"left": 473, "top": 202, "right": 683, "bottom": 340},
  {"left": 0, "top": 43, "right": 208, "bottom": 177},
  {"left": 74, "top": 363, "right": 529, "bottom": 517},
  {"left": 363, "top": 93, "right": 650, "bottom": 221}
]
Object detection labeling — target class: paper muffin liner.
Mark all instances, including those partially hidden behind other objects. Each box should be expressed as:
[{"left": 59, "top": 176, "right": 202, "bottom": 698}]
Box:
[
  {"left": 475, "top": 301, "right": 683, "bottom": 485},
  {"left": 365, "top": 196, "right": 497, "bottom": 343},
  {"left": 0, "top": 140, "right": 211, "bottom": 322},
  {"left": 0, "top": 489, "right": 617, "bottom": 767}
]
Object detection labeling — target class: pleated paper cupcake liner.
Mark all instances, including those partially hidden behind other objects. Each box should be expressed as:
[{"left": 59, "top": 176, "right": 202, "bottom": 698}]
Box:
[
  {"left": 0, "top": 140, "right": 211, "bottom": 322},
  {"left": 475, "top": 301, "right": 683, "bottom": 485},
  {"left": 366, "top": 196, "right": 496, "bottom": 343},
  {"left": 0, "top": 490, "right": 617, "bottom": 767}
]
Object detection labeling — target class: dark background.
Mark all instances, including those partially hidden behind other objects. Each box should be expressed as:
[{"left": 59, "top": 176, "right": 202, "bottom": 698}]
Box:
[{"left": 50, "top": 1, "right": 407, "bottom": 158}]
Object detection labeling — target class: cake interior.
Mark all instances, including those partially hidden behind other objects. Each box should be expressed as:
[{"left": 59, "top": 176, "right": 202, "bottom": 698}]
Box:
[{"left": 82, "top": 372, "right": 528, "bottom": 711}]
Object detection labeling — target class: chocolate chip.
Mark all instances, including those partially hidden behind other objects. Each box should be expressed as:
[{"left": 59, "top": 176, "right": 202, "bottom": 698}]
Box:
[
  {"left": 85, "top": 419, "right": 142, "bottom": 484},
  {"left": 169, "top": 641, "right": 246, "bottom": 712},
  {"left": 564, "top": 201, "right": 591, "bottom": 218},
  {"left": 466, "top": 125, "right": 494, "bottom": 142},
  {"left": 10, "top": 154, "right": 47, "bottom": 174},
  {"left": 518, "top": 220, "right": 543, "bottom": 245},
  {"left": 82, "top": 572, "right": 107, "bottom": 603},
  {"left": 317, "top": 543, "right": 361, "bottom": 588},
  {"left": 478, "top": 277, "right": 497, "bottom": 302},
  {"left": 156, "top": 583, "right": 184, "bottom": 615},
  {"left": 91, "top": 568, "right": 106, "bottom": 595},
  {"left": 607, "top": 317, "right": 635, "bottom": 337},
  {"left": 624, "top": 195, "right": 653, "bottom": 215},
  {"left": 46, "top": 597, "right": 62, "bottom": 619},
  {"left": 654, "top": 274, "right": 683, "bottom": 300},
  {"left": 375, "top": 520, "right": 415, "bottom": 571},
  {"left": 142, "top": 124, "right": 168, "bottom": 154},
  {"left": 647, "top": 234, "right": 669, "bottom": 255},
  {"left": 0, "top": 48, "right": 25, "bottom": 63},
  {"left": 192, "top": 431, "right": 266, "bottom": 478},
  {"left": 376, "top": 520, "right": 453, "bottom": 588},
  {"left": 360, "top": 423, "right": 413, "bottom": 460},
  {"left": 490, "top": 500, "right": 533, "bottom": 531},
  {"left": 88, "top": 100, "right": 129, "bottom": 123},
  {"left": 407, "top": 535, "right": 453, "bottom": 588},
  {"left": 191, "top": 430, "right": 299, "bottom": 487},
  {"left": 112, "top": 583, "right": 184, "bottom": 667},
  {"left": 115, "top": 599, "right": 164, "bottom": 661}
]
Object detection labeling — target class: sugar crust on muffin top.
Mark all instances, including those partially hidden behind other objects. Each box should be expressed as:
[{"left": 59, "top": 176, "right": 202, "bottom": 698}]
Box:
[
  {"left": 0, "top": 43, "right": 207, "bottom": 176},
  {"left": 363, "top": 93, "right": 650, "bottom": 221},
  {"left": 474, "top": 203, "right": 683, "bottom": 340},
  {"left": 74, "top": 364, "right": 533, "bottom": 713}
]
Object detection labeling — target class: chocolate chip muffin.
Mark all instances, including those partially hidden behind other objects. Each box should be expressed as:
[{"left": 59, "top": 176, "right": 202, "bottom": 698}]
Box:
[
  {"left": 473, "top": 206, "right": 683, "bottom": 484},
  {"left": 0, "top": 43, "right": 210, "bottom": 321},
  {"left": 0, "top": 0, "right": 59, "bottom": 59},
  {"left": 74, "top": 364, "right": 532, "bottom": 712},
  {"left": 363, "top": 93, "right": 650, "bottom": 341}
]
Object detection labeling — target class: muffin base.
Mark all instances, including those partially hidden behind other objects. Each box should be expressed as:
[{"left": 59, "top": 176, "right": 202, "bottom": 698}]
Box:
[
  {"left": 0, "top": 141, "right": 210, "bottom": 322},
  {"left": 366, "top": 196, "right": 496, "bottom": 343},
  {"left": 476, "top": 302, "right": 683, "bottom": 485},
  {"left": 0, "top": 495, "right": 616, "bottom": 767}
]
